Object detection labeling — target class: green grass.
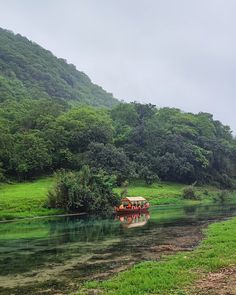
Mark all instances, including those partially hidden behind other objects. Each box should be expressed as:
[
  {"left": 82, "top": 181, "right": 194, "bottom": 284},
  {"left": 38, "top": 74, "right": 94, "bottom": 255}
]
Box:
[
  {"left": 0, "top": 177, "right": 62, "bottom": 220},
  {"left": 0, "top": 178, "right": 234, "bottom": 221},
  {"left": 114, "top": 180, "right": 222, "bottom": 206},
  {"left": 80, "top": 217, "right": 236, "bottom": 295}
]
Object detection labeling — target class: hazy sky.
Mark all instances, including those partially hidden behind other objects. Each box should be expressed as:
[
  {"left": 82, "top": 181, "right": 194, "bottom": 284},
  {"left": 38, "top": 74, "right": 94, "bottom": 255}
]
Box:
[{"left": 1, "top": 0, "right": 236, "bottom": 131}]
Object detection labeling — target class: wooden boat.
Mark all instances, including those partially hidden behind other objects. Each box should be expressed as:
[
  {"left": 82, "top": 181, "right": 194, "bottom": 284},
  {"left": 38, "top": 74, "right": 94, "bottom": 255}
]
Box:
[{"left": 114, "top": 196, "right": 150, "bottom": 214}]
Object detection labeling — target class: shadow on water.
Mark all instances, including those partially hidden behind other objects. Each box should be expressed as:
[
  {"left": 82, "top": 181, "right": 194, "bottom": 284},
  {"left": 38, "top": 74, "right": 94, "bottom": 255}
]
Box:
[{"left": 0, "top": 202, "right": 236, "bottom": 294}]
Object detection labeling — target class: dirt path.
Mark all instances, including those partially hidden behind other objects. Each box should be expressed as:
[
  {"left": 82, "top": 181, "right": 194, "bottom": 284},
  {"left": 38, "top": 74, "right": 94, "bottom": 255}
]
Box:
[{"left": 192, "top": 267, "right": 236, "bottom": 295}]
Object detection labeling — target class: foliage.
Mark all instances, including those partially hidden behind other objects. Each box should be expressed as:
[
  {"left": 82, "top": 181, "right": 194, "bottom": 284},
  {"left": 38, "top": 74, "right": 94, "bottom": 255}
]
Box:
[
  {"left": 85, "top": 142, "right": 135, "bottom": 185},
  {"left": 1, "top": 177, "right": 235, "bottom": 220},
  {"left": 120, "top": 180, "right": 129, "bottom": 198},
  {"left": 0, "top": 28, "right": 236, "bottom": 189},
  {"left": 55, "top": 107, "right": 113, "bottom": 153},
  {"left": 1, "top": 99, "right": 236, "bottom": 187},
  {"left": 0, "top": 28, "right": 118, "bottom": 108},
  {"left": 139, "top": 166, "right": 159, "bottom": 185},
  {"left": 47, "top": 166, "right": 118, "bottom": 213},
  {"left": 110, "top": 103, "right": 236, "bottom": 187},
  {"left": 9, "top": 132, "right": 52, "bottom": 180},
  {"left": 182, "top": 186, "right": 198, "bottom": 200},
  {"left": 0, "top": 162, "right": 6, "bottom": 182},
  {"left": 83, "top": 217, "right": 236, "bottom": 294},
  {"left": 215, "top": 190, "right": 230, "bottom": 203}
]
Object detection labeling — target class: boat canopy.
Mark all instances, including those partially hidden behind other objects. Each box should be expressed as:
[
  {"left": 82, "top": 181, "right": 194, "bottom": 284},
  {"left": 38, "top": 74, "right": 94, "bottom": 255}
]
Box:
[{"left": 121, "top": 196, "right": 147, "bottom": 203}]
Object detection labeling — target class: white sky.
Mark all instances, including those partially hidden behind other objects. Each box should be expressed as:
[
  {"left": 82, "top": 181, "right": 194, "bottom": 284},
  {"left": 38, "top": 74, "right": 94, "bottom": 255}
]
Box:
[{"left": 1, "top": 0, "right": 236, "bottom": 131}]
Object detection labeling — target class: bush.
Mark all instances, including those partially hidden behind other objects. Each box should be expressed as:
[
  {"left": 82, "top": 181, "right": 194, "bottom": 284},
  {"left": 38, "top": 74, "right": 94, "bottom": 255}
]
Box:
[
  {"left": 182, "top": 186, "right": 198, "bottom": 200},
  {"left": 47, "top": 166, "right": 119, "bottom": 213},
  {"left": 203, "top": 189, "right": 209, "bottom": 196},
  {"left": 120, "top": 180, "right": 129, "bottom": 198},
  {"left": 216, "top": 190, "right": 230, "bottom": 203},
  {"left": 0, "top": 162, "right": 6, "bottom": 182}
]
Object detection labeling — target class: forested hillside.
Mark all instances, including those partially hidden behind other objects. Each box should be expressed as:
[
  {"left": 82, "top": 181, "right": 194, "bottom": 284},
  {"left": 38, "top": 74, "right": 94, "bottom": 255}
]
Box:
[
  {"left": 0, "top": 27, "right": 118, "bottom": 107},
  {"left": 0, "top": 28, "right": 236, "bottom": 188}
]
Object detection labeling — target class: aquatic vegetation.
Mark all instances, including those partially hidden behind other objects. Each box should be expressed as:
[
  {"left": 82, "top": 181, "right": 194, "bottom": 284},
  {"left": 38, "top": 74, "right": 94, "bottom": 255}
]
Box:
[{"left": 82, "top": 217, "right": 236, "bottom": 295}]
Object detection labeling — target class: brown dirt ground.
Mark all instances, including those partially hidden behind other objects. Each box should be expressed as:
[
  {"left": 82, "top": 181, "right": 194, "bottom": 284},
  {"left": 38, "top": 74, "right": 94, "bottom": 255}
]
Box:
[{"left": 192, "top": 266, "right": 236, "bottom": 295}]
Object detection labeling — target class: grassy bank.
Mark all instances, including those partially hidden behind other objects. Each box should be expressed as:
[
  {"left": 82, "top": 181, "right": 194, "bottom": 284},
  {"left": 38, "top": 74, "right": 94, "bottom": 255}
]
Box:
[
  {"left": 80, "top": 217, "right": 236, "bottom": 295},
  {"left": 0, "top": 177, "right": 62, "bottom": 220},
  {"left": 0, "top": 177, "right": 234, "bottom": 221},
  {"left": 114, "top": 180, "right": 225, "bottom": 205}
]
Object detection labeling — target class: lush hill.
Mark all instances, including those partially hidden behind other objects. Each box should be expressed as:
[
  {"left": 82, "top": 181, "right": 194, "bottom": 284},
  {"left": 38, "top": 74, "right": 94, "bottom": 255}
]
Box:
[
  {"left": 0, "top": 27, "right": 118, "bottom": 108},
  {"left": 0, "top": 28, "right": 236, "bottom": 189}
]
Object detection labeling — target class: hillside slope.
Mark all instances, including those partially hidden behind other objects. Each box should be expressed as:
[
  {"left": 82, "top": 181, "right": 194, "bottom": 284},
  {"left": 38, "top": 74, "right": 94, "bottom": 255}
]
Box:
[{"left": 0, "top": 27, "right": 119, "bottom": 108}]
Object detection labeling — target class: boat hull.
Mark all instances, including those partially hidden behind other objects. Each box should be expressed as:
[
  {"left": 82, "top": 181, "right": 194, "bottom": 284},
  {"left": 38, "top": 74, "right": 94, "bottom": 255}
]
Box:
[{"left": 114, "top": 207, "right": 149, "bottom": 214}]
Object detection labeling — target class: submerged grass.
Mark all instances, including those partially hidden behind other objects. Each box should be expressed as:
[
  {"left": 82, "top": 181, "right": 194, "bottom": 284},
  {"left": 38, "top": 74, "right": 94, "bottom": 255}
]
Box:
[{"left": 80, "top": 217, "right": 236, "bottom": 295}]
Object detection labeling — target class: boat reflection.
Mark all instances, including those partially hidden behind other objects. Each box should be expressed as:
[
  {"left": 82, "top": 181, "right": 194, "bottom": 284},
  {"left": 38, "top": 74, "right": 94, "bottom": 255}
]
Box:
[{"left": 115, "top": 212, "right": 150, "bottom": 229}]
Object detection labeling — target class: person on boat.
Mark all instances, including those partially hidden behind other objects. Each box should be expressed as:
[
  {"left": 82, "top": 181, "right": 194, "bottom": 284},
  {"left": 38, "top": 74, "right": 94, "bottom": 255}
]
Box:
[
  {"left": 119, "top": 203, "right": 124, "bottom": 209},
  {"left": 119, "top": 216, "right": 124, "bottom": 222},
  {"left": 127, "top": 203, "right": 132, "bottom": 209}
]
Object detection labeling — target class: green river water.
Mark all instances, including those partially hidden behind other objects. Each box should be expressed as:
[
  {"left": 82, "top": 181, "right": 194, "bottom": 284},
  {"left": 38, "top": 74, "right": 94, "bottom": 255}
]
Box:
[{"left": 0, "top": 202, "right": 236, "bottom": 294}]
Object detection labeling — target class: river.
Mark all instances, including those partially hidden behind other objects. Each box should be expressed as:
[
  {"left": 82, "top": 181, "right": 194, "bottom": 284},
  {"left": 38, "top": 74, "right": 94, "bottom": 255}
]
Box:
[{"left": 0, "top": 202, "right": 236, "bottom": 295}]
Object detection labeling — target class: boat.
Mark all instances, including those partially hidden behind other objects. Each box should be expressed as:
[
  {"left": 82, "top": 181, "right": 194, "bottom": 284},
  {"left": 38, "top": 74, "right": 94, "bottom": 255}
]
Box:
[{"left": 114, "top": 196, "right": 150, "bottom": 214}]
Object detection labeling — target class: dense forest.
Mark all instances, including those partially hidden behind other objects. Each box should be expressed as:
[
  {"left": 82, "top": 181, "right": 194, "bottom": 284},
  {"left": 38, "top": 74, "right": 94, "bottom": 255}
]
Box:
[
  {"left": 1, "top": 99, "right": 236, "bottom": 188},
  {"left": 0, "top": 28, "right": 236, "bottom": 188}
]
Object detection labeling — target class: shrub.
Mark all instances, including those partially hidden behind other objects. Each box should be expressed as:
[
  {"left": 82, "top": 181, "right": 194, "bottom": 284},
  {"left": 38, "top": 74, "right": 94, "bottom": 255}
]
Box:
[
  {"left": 203, "top": 189, "right": 209, "bottom": 196},
  {"left": 47, "top": 166, "right": 119, "bottom": 213},
  {"left": 120, "top": 180, "right": 129, "bottom": 198},
  {"left": 182, "top": 186, "right": 198, "bottom": 200},
  {"left": 216, "top": 190, "right": 230, "bottom": 203},
  {"left": 0, "top": 162, "right": 6, "bottom": 182}
]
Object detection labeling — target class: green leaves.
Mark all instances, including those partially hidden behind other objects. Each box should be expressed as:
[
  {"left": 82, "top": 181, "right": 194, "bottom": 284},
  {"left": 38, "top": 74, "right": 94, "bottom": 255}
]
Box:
[
  {"left": 47, "top": 166, "right": 118, "bottom": 213},
  {"left": 85, "top": 142, "right": 135, "bottom": 185},
  {"left": 9, "top": 132, "right": 52, "bottom": 180}
]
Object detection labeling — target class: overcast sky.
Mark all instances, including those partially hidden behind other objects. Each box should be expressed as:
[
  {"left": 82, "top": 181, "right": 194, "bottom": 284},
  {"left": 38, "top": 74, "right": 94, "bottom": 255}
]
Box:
[{"left": 1, "top": 0, "right": 236, "bottom": 131}]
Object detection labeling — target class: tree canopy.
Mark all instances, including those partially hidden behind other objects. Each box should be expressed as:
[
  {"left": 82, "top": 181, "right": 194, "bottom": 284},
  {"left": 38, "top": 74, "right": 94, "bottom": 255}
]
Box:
[{"left": 1, "top": 98, "right": 236, "bottom": 188}]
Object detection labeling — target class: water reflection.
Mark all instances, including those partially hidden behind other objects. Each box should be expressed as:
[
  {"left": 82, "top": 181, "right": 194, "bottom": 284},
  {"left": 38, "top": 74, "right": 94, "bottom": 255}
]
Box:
[{"left": 115, "top": 212, "right": 150, "bottom": 229}]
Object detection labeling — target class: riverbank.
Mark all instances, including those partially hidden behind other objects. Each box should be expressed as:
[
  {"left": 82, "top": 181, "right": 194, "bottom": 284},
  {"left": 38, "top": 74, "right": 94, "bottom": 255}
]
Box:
[
  {"left": 0, "top": 177, "right": 235, "bottom": 221},
  {"left": 0, "top": 177, "right": 63, "bottom": 220},
  {"left": 78, "top": 216, "right": 236, "bottom": 295},
  {"left": 114, "top": 180, "right": 228, "bottom": 205}
]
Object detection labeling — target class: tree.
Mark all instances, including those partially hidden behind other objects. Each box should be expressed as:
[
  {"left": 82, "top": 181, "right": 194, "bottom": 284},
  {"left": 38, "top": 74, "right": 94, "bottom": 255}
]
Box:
[
  {"left": 47, "top": 166, "right": 118, "bottom": 213},
  {"left": 85, "top": 142, "right": 135, "bottom": 184},
  {"left": 9, "top": 132, "right": 52, "bottom": 180},
  {"left": 55, "top": 107, "right": 113, "bottom": 153},
  {"left": 139, "top": 166, "right": 159, "bottom": 185}
]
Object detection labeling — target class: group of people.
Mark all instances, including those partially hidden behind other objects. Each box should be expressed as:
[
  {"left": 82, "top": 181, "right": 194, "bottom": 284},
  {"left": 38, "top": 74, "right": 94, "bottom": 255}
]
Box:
[{"left": 118, "top": 202, "right": 149, "bottom": 210}]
